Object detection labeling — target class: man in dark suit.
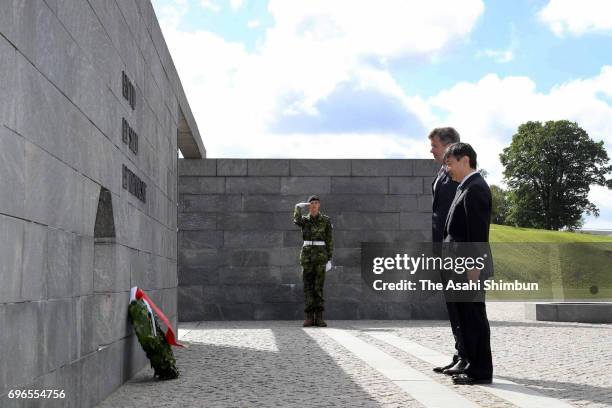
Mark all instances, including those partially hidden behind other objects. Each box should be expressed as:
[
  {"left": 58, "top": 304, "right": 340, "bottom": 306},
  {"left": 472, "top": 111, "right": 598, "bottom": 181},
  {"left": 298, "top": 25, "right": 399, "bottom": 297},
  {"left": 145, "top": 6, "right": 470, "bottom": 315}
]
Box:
[
  {"left": 428, "top": 127, "right": 467, "bottom": 376},
  {"left": 443, "top": 142, "right": 493, "bottom": 385}
]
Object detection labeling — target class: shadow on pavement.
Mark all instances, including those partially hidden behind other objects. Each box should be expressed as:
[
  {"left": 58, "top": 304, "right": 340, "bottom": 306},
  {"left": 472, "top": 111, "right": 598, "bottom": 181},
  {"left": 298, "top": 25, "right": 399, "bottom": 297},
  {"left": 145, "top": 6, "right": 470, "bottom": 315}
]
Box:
[
  {"left": 495, "top": 375, "right": 612, "bottom": 407},
  {"left": 98, "top": 324, "right": 387, "bottom": 407}
]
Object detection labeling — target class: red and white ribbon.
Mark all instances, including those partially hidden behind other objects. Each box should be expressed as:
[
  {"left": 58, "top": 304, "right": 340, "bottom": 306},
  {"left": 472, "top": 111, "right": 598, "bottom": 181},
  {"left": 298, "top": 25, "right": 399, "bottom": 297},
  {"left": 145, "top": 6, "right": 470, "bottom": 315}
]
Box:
[{"left": 130, "top": 287, "right": 184, "bottom": 348}]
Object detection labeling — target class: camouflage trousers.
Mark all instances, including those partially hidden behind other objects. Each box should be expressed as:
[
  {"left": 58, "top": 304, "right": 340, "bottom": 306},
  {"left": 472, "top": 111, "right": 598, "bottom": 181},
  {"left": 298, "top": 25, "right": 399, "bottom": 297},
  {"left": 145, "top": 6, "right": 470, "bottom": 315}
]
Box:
[{"left": 302, "top": 262, "right": 326, "bottom": 313}]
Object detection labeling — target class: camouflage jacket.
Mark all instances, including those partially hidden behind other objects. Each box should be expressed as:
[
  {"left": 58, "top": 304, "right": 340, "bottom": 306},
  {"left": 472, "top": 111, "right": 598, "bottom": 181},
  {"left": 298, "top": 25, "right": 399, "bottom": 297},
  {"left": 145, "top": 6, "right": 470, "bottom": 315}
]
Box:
[{"left": 293, "top": 205, "right": 333, "bottom": 264}]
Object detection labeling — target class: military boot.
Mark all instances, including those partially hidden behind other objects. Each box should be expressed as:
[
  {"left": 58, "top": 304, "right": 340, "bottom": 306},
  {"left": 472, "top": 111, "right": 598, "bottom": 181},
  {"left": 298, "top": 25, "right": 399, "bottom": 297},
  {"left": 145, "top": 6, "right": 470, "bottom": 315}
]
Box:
[
  {"left": 303, "top": 312, "right": 314, "bottom": 327},
  {"left": 314, "top": 311, "right": 327, "bottom": 327}
]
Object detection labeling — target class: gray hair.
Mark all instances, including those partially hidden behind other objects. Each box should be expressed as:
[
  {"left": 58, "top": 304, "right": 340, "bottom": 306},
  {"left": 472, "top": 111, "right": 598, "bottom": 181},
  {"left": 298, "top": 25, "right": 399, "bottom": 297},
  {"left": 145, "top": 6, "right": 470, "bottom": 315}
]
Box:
[{"left": 428, "top": 127, "right": 460, "bottom": 145}]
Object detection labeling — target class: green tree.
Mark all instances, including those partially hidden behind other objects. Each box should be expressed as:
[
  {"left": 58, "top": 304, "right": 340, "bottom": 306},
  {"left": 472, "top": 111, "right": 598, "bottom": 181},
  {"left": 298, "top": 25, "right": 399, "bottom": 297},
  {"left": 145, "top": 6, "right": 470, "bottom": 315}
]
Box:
[
  {"left": 490, "top": 185, "right": 509, "bottom": 225},
  {"left": 500, "top": 120, "right": 612, "bottom": 230}
]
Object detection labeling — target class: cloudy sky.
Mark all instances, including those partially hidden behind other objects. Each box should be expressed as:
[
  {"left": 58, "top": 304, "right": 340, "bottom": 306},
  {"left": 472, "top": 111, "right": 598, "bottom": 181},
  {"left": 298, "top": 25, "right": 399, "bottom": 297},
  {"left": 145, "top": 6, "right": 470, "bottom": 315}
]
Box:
[{"left": 152, "top": 0, "right": 612, "bottom": 229}]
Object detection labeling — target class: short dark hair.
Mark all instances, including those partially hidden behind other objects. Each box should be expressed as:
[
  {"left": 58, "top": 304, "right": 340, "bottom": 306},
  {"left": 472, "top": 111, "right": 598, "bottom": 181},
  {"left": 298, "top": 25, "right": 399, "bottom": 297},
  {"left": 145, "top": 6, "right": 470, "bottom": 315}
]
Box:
[
  {"left": 428, "top": 127, "right": 460, "bottom": 145},
  {"left": 444, "top": 142, "right": 477, "bottom": 169}
]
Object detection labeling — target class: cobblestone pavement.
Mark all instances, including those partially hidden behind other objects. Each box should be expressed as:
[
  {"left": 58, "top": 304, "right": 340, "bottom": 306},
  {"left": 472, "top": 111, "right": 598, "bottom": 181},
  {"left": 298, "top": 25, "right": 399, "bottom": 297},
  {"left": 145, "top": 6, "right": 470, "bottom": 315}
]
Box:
[{"left": 99, "top": 303, "right": 612, "bottom": 407}]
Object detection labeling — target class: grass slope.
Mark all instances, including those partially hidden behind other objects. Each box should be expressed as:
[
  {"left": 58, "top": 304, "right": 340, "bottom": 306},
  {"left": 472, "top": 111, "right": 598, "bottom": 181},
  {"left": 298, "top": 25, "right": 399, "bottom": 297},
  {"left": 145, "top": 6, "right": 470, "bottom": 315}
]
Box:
[{"left": 486, "top": 225, "right": 612, "bottom": 300}]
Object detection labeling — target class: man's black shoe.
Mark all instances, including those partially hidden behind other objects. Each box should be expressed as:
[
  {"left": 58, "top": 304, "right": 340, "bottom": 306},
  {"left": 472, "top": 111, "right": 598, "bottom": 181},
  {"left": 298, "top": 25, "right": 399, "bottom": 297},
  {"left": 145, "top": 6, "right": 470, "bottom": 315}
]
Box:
[
  {"left": 432, "top": 361, "right": 455, "bottom": 373},
  {"left": 442, "top": 359, "right": 468, "bottom": 375},
  {"left": 452, "top": 373, "right": 492, "bottom": 385}
]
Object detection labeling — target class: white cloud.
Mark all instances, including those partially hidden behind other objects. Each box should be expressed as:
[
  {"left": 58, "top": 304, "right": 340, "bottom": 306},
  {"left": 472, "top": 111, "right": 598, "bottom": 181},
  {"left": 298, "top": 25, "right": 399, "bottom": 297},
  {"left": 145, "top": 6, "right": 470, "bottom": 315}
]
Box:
[
  {"left": 477, "top": 48, "right": 514, "bottom": 63},
  {"left": 266, "top": 0, "right": 484, "bottom": 59},
  {"left": 154, "top": 1, "right": 611, "bottom": 227},
  {"left": 477, "top": 23, "right": 517, "bottom": 63},
  {"left": 247, "top": 20, "right": 260, "bottom": 29},
  {"left": 539, "top": 0, "right": 612, "bottom": 36},
  {"left": 200, "top": 0, "right": 221, "bottom": 13},
  {"left": 229, "top": 0, "right": 244, "bottom": 11},
  {"left": 425, "top": 67, "right": 612, "bottom": 227},
  {"left": 427, "top": 67, "right": 612, "bottom": 184},
  {"left": 155, "top": 0, "right": 485, "bottom": 160}
]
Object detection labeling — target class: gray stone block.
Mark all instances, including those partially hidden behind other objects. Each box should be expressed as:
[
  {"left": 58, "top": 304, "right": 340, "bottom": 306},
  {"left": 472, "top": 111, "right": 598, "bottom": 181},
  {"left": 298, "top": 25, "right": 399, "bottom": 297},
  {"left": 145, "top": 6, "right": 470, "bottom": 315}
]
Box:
[
  {"left": 96, "top": 341, "right": 123, "bottom": 407},
  {"left": 0, "top": 302, "right": 44, "bottom": 391},
  {"left": 178, "top": 159, "right": 216, "bottom": 176},
  {"left": 78, "top": 345, "right": 101, "bottom": 407},
  {"left": 218, "top": 303, "right": 255, "bottom": 320},
  {"left": 219, "top": 266, "right": 282, "bottom": 284},
  {"left": 179, "top": 265, "right": 219, "bottom": 286},
  {"left": 326, "top": 284, "right": 362, "bottom": 302},
  {"left": 130, "top": 249, "right": 153, "bottom": 290},
  {"left": 94, "top": 242, "right": 131, "bottom": 293},
  {"left": 226, "top": 177, "right": 281, "bottom": 194},
  {"left": 90, "top": 292, "right": 130, "bottom": 350},
  {"left": 334, "top": 212, "right": 400, "bottom": 230},
  {"left": 321, "top": 194, "right": 417, "bottom": 212},
  {"left": 413, "top": 159, "right": 440, "bottom": 176},
  {"left": 76, "top": 234, "right": 94, "bottom": 296},
  {"left": 280, "top": 177, "right": 331, "bottom": 195},
  {"left": 217, "top": 159, "right": 247, "bottom": 176},
  {"left": 218, "top": 212, "right": 270, "bottom": 230},
  {"left": 21, "top": 221, "right": 47, "bottom": 301},
  {"left": 181, "top": 231, "right": 224, "bottom": 249},
  {"left": 31, "top": 0, "right": 79, "bottom": 100},
  {"left": 25, "top": 142, "right": 82, "bottom": 232},
  {"left": 417, "top": 195, "right": 433, "bottom": 212},
  {"left": 351, "top": 159, "right": 413, "bottom": 176},
  {"left": 179, "top": 177, "right": 226, "bottom": 194},
  {"left": 336, "top": 229, "right": 431, "bottom": 248},
  {"left": 178, "top": 285, "right": 203, "bottom": 322},
  {"left": 0, "top": 36, "right": 16, "bottom": 129},
  {"left": 247, "top": 159, "right": 290, "bottom": 176},
  {"left": 42, "top": 299, "right": 77, "bottom": 372},
  {"left": 242, "top": 194, "right": 304, "bottom": 212},
  {"left": 81, "top": 177, "right": 101, "bottom": 237},
  {"left": 29, "top": 355, "right": 81, "bottom": 408},
  {"left": 362, "top": 303, "right": 413, "bottom": 320},
  {"left": 280, "top": 265, "right": 303, "bottom": 284},
  {"left": 0, "top": 128, "right": 24, "bottom": 222},
  {"left": 224, "top": 231, "right": 284, "bottom": 248},
  {"left": 0, "top": 215, "right": 24, "bottom": 303},
  {"left": 178, "top": 212, "right": 216, "bottom": 230},
  {"left": 290, "top": 159, "right": 351, "bottom": 176},
  {"left": 226, "top": 249, "right": 274, "bottom": 267},
  {"left": 333, "top": 248, "right": 361, "bottom": 267},
  {"left": 46, "top": 228, "right": 78, "bottom": 299},
  {"left": 400, "top": 212, "right": 431, "bottom": 230},
  {"left": 389, "top": 177, "right": 424, "bottom": 194},
  {"left": 274, "top": 247, "right": 301, "bottom": 267},
  {"left": 179, "top": 194, "right": 242, "bottom": 213},
  {"left": 337, "top": 267, "right": 363, "bottom": 284},
  {"left": 179, "top": 248, "right": 222, "bottom": 270},
  {"left": 282, "top": 231, "right": 303, "bottom": 247},
  {"left": 254, "top": 303, "right": 302, "bottom": 320},
  {"left": 122, "top": 334, "right": 148, "bottom": 382},
  {"left": 325, "top": 302, "right": 361, "bottom": 319},
  {"left": 331, "top": 177, "right": 388, "bottom": 194}
]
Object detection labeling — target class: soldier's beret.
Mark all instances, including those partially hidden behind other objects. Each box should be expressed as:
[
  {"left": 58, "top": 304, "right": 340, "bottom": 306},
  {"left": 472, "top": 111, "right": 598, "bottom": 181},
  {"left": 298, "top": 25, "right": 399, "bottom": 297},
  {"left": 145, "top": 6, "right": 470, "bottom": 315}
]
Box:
[{"left": 307, "top": 195, "right": 320, "bottom": 202}]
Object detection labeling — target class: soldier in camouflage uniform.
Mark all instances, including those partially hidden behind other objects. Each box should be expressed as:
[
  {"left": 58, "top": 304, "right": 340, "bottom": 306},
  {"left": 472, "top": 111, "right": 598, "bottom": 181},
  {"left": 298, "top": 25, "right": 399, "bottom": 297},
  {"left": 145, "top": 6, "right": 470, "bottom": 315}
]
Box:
[{"left": 293, "top": 195, "right": 333, "bottom": 327}]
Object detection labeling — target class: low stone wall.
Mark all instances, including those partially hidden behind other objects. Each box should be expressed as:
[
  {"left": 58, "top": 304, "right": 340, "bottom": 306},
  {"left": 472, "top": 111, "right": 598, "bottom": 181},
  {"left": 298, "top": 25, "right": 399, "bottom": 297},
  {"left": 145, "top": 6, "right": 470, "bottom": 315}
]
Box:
[{"left": 178, "top": 158, "right": 447, "bottom": 320}]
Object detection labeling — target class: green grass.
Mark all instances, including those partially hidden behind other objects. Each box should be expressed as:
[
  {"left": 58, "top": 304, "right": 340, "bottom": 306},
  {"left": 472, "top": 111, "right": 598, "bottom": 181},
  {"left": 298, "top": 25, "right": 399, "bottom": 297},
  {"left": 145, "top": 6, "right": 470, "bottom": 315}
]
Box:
[
  {"left": 490, "top": 224, "right": 612, "bottom": 243},
  {"left": 486, "top": 224, "right": 612, "bottom": 301}
]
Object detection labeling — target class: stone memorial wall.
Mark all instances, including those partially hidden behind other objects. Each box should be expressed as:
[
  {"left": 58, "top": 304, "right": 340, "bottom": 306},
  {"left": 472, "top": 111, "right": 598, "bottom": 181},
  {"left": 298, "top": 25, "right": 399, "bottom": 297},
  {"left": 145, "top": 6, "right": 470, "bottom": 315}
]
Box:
[
  {"left": 177, "top": 159, "right": 447, "bottom": 321},
  {"left": 0, "top": 1, "right": 203, "bottom": 406}
]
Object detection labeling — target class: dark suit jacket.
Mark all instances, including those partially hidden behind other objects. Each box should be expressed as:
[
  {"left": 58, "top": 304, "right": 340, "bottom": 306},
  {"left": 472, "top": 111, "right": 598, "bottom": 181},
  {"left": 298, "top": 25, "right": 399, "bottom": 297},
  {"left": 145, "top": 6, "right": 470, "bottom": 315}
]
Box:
[
  {"left": 443, "top": 172, "right": 493, "bottom": 278},
  {"left": 432, "top": 166, "right": 459, "bottom": 243}
]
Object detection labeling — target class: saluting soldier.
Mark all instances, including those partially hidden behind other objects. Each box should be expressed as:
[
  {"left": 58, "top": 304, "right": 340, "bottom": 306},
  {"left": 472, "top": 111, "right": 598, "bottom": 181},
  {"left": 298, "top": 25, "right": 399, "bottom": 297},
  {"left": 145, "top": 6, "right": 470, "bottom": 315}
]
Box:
[{"left": 293, "top": 195, "right": 333, "bottom": 327}]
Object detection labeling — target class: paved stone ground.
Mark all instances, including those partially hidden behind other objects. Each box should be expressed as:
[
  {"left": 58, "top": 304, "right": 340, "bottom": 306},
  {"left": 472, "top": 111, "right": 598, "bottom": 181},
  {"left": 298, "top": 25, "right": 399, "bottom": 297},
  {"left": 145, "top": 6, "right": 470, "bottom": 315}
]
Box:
[{"left": 99, "top": 302, "right": 612, "bottom": 407}]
